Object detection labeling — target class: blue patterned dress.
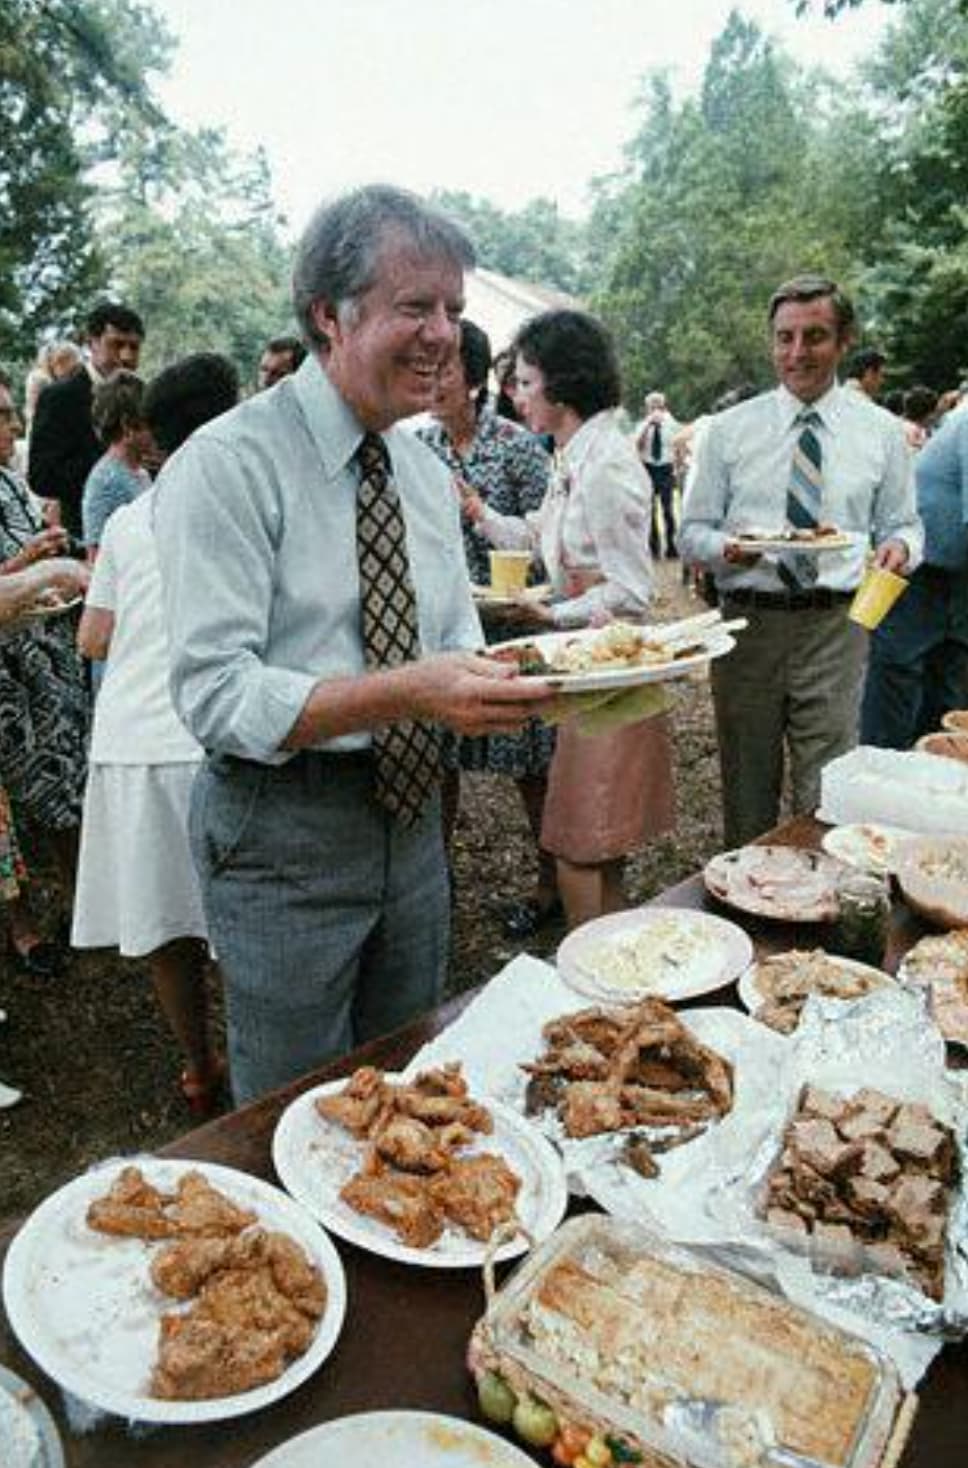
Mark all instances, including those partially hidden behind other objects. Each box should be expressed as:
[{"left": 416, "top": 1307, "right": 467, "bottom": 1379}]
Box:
[{"left": 418, "top": 408, "right": 556, "bottom": 776}]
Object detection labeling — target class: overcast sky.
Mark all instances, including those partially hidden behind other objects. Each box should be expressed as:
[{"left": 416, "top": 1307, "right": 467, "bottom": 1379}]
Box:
[{"left": 150, "top": 0, "right": 891, "bottom": 233}]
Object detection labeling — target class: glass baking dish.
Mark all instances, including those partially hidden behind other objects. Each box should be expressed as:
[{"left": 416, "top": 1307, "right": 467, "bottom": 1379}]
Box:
[{"left": 469, "top": 1215, "right": 913, "bottom": 1468}]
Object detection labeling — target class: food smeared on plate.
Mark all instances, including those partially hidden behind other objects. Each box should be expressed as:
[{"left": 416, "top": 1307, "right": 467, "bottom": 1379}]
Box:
[
  {"left": 522, "top": 998, "right": 733, "bottom": 1179},
  {"left": 898, "top": 929, "right": 968, "bottom": 1052},
  {"left": 487, "top": 620, "right": 710, "bottom": 677},
  {"left": 734, "top": 523, "right": 844, "bottom": 544},
  {"left": 86, "top": 1167, "right": 327, "bottom": 1400},
  {"left": 316, "top": 1063, "right": 521, "bottom": 1248},
  {"left": 744, "top": 949, "right": 892, "bottom": 1034}
]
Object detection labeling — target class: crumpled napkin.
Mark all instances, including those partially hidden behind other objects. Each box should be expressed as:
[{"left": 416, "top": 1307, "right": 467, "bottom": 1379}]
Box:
[{"left": 541, "top": 681, "right": 671, "bottom": 734}]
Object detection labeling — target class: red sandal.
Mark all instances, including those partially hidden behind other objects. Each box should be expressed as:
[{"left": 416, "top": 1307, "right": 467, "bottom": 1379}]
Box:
[{"left": 179, "top": 1059, "right": 227, "bottom": 1119}]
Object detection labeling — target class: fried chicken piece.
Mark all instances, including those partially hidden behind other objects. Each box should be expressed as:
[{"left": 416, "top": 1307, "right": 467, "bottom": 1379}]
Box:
[
  {"left": 541, "top": 1009, "right": 629, "bottom": 1056},
  {"left": 151, "top": 1233, "right": 245, "bottom": 1298},
  {"left": 523, "top": 1040, "right": 612, "bottom": 1080},
  {"left": 87, "top": 1166, "right": 177, "bottom": 1240},
  {"left": 409, "top": 1062, "right": 469, "bottom": 1098},
  {"left": 340, "top": 1167, "right": 444, "bottom": 1248},
  {"left": 393, "top": 1089, "right": 493, "bottom": 1132},
  {"left": 315, "top": 1066, "right": 394, "bottom": 1137},
  {"left": 193, "top": 1266, "right": 316, "bottom": 1354},
  {"left": 561, "top": 1081, "right": 626, "bottom": 1138},
  {"left": 166, "top": 1171, "right": 257, "bottom": 1237},
  {"left": 619, "top": 1083, "right": 720, "bottom": 1127},
  {"left": 262, "top": 1230, "right": 327, "bottom": 1318},
  {"left": 151, "top": 1312, "right": 289, "bottom": 1400},
  {"left": 372, "top": 1114, "right": 454, "bottom": 1173},
  {"left": 428, "top": 1153, "right": 521, "bottom": 1241}
]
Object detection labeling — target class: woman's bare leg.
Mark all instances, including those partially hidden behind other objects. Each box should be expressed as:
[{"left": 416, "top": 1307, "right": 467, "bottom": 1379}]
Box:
[
  {"left": 556, "top": 857, "right": 628, "bottom": 930},
  {"left": 147, "top": 937, "right": 214, "bottom": 1077},
  {"left": 515, "top": 774, "right": 558, "bottom": 908}
]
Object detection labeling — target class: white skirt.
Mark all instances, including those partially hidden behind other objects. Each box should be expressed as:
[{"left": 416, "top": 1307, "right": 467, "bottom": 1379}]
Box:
[{"left": 72, "top": 763, "right": 207, "bottom": 958}]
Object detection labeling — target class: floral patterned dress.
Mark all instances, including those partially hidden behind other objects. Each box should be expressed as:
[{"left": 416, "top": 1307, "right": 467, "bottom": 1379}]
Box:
[
  {"left": 418, "top": 408, "right": 556, "bottom": 776},
  {"left": 0, "top": 466, "right": 88, "bottom": 831},
  {"left": 0, "top": 785, "right": 25, "bottom": 900}
]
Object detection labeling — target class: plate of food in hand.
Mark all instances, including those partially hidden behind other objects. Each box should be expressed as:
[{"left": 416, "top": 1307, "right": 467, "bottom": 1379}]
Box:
[
  {"left": 486, "top": 611, "right": 737, "bottom": 693},
  {"left": 704, "top": 844, "right": 846, "bottom": 922},
  {"left": 726, "top": 524, "right": 854, "bottom": 553},
  {"left": 251, "top": 1410, "right": 539, "bottom": 1468},
  {"left": 820, "top": 822, "right": 914, "bottom": 876},
  {"left": 738, "top": 948, "right": 896, "bottom": 1034},
  {"left": 271, "top": 1063, "right": 568, "bottom": 1269},
  {"left": 1, "top": 1159, "right": 346, "bottom": 1423},
  {"left": 471, "top": 582, "right": 550, "bottom": 612},
  {"left": 556, "top": 907, "right": 753, "bottom": 1003},
  {"left": 23, "top": 593, "right": 83, "bottom": 620},
  {"left": 897, "top": 928, "right": 968, "bottom": 1052}
]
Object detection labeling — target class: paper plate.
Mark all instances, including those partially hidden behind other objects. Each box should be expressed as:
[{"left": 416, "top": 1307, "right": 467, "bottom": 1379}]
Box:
[
  {"left": 726, "top": 531, "right": 854, "bottom": 553},
  {"left": 557, "top": 906, "right": 753, "bottom": 1003},
  {"left": 492, "top": 627, "right": 735, "bottom": 693},
  {"left": 2, "top": 1157, "right": 346, "bottom": 1424},
  {"left": 23, "top": 595, "right": 83, "bottom": 621},
  {"left": 704, "top": 845, "right": 845, "bottom": 922},
  {"left": 737, "top": 951, "right": 895, "bottom": 1030},
  {"left": 821, "top": 823, "right": 915, "bottom": 877},
  {"left": 250, "top": 1410, "right": 536, "bottom": 1467},
  {"left": 896, "top": 834, "right": 968, "bottom": 928},
  {"left": 272, "top": 1079, "right": 567, "bottom": 1269},
  {"left": 471, "top": 582, "right": 550, "bottom": 611},
  {"left": 0, "top": 1365, "right": 64, "bottom": 1468}
]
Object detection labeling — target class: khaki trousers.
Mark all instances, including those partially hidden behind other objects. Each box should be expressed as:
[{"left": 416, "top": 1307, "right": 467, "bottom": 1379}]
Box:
[{"left": 711, "top": 599, "right": 867, "bottom": 848}]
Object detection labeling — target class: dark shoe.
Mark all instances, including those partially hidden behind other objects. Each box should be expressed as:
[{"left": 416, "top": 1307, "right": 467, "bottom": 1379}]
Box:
[
  {"left": 9, "top": 938, "right": 67, "bottom": 978},
  {"left": 502, "top": 897, "right": 564, "bottom": 939}
]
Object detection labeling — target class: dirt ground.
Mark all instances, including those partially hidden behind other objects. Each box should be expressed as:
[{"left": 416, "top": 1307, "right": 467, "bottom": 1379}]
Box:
[{"left": 0, "top": 564, "right": 724, "bottom": 1219}]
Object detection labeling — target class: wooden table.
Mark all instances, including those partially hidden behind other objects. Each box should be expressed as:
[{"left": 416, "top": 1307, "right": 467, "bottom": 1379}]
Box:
[{"left": 2, "top": 817, "right": 966, "bottom": 1466}]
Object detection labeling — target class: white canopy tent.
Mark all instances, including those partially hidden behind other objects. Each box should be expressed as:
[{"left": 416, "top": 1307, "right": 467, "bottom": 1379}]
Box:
[{"left": 461, "top": 268, "right": 579, "bottom": 356}]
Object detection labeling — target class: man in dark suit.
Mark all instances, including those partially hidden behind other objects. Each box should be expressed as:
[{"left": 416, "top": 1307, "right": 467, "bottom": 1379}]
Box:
[{"left": 28, "top": 301, "right": 144, "bottom": 539}]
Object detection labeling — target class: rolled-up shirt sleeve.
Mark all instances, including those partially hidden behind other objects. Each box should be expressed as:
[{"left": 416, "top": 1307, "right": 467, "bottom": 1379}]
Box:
[
  {"left": 153, "top": 437, "right": 316, "bottom": 763},
  {"left": 679, "top": 422, "right": 732, "bottom": 572},
  {"left": 872, "top": 420, "right": 923, "bottom": 571}
]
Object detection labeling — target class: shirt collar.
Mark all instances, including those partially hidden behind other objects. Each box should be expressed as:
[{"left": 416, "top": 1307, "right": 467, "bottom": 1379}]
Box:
[
  {"left": 560, "top": 408, "right": 614, "bottom": 471},
  {"left": 290, "top": 353, "right": 387, "bottom": 480},
  {"left": 775, "top": 380, "right": 843, "bottom": 433}
]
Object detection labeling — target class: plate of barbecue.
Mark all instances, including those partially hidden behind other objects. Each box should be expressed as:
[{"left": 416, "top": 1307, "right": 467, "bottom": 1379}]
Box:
[
  {"left": 1, "top": 1159, "right": 346, "bottom": 1423},
  {"left": 704, "top": 844, "right": 846, "bottom": 922},
  {"left": 727, "top": 524, "right": 854, "bottom": 553},
  {"left": 485, "top": 611, "right": 738, "bottom": 692},
  {"left": 272, "top": 1063, "right": 568, "bottom": 1268},
  {"left": 737, "top": 949, "right": 896, "bottom": 1035}
]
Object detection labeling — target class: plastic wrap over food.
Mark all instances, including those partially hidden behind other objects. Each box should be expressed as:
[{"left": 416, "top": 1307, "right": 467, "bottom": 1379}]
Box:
[
  {"left": 819, "top": 744, "right": 968, "bottom": 833},
  {"left": 694, "top": 987, "right": 968, "bottom": 1387}
]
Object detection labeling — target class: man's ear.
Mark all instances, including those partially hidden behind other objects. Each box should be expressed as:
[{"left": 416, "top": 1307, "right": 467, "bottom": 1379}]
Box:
[{"left": 311, "top": 299, "right": 338, "bottom": 345}]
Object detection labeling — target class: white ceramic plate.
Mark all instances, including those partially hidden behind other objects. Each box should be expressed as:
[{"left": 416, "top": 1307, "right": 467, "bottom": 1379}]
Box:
[
  {"left": 821, "top": 823, "right": 915, "bottom": 876},
  {"left": 493, "top": 628, "right": 735, "bottom": 692},
  {"left": 726, "top": 531, "right": 854, "bottom": 553},
  {"left": 272, "top": 1078, "right": 568, "bottom": 1269},
  {"left": 251, "top": 1410, "right": 536, "bottom": 1467},
  {"left": 557, "top": 907, "right": 753, "bottom": 1003},
  {"left": 737, "top": 951, "right": 895, "bottom": 1027},
  {"left": 0, "top": 1365, "right": 64, "bottom": 1468},
  {"left": 2, "top": 1157, "right": 347, "bottom": 1424},
  {"left": 896, "top": 834, "right": 968, "bottom": 928}
]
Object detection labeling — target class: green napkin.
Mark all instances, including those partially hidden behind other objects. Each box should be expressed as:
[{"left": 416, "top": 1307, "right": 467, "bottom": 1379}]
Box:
[{"left": 541, "top": 682, "right": 671, "bottom": 734}]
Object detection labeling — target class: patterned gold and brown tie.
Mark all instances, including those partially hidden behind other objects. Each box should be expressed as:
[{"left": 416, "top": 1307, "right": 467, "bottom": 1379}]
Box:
[{"left": 355, "top": 431, "right": 441, "bottom": 825}]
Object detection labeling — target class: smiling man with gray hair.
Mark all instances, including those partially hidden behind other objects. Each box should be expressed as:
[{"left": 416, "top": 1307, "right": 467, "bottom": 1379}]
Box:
[{"left": 155, "top": 184, "right": 555, "bottom": 1103}]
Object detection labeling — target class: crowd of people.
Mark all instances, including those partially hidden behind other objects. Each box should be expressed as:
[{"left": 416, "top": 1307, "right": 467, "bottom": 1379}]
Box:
[{"left": 2, "top": 182, "right": 967, "bottom": 1118}]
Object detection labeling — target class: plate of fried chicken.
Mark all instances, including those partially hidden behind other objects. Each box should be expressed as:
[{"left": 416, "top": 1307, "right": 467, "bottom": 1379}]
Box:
[
  {"left": 272, "top": 1063, "right": 568, "bottom": 1268},
  {"left": 2, "top": 1159, "right": 346, "bottom": 1422}
]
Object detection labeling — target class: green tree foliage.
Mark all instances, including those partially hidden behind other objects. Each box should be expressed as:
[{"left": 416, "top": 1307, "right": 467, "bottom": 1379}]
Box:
[
  {"left": 0, "top": 0, "right": 169, "bottom": 358},
  {"left": 431, "top": 189, "right": 589, "bottom": 296},
  {"left": 591, "top": 13, "right": 854, "bottom": 416}
]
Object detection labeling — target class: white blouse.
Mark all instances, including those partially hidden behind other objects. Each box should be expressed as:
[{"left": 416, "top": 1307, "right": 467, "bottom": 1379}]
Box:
[{"left": 480, "top": 410, "right": 655, "bottom": 626}]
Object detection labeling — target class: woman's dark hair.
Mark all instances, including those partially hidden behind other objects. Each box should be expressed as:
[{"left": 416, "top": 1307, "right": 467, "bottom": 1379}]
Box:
[
  {"left": 882, "top": 389, "right": 905, "bottom": 417},
  {"left": 91, "top": 370, "right": 145, "bottom": 444},
  {"left": 513, "top": 310, "right": 621, "bottom": 420},
  {"left": 144, "top": 353, "right": 239, "bottom": 454},
  {"left": 458, "top": 319, "right": 491, "bottom": 416}
]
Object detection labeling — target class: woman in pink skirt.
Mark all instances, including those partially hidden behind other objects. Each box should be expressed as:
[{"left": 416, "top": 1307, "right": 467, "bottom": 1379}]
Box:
[{"left": 462, "top": 310, "right": 674, "bottom": 928}]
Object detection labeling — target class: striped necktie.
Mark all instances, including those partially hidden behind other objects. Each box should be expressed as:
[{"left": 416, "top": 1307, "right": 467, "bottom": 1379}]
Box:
[
  {"left": 355, "top": 432, "right": 441, "bottom": 826},
  {"left": 779, "top": 408, "right": 823, "bottom": 590}
]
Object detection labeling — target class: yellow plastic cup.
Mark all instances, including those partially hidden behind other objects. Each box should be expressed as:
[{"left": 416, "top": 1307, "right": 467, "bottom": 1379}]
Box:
[
  {"left": 489, "top": 550, "right": 532, "bottom": 597},
  {"left": 848, "top": 565, "right": 909, "bottom": 629}
]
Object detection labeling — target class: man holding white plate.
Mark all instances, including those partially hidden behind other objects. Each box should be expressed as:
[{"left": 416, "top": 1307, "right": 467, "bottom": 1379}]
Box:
[{"left": 680, "top": 274, "right": 922, "bottom": 848}]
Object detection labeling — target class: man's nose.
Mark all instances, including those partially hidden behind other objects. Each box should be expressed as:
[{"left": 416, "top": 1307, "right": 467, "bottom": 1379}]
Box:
[{"left": 420, "top": 305, "right": 458, "bottom": 345}]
